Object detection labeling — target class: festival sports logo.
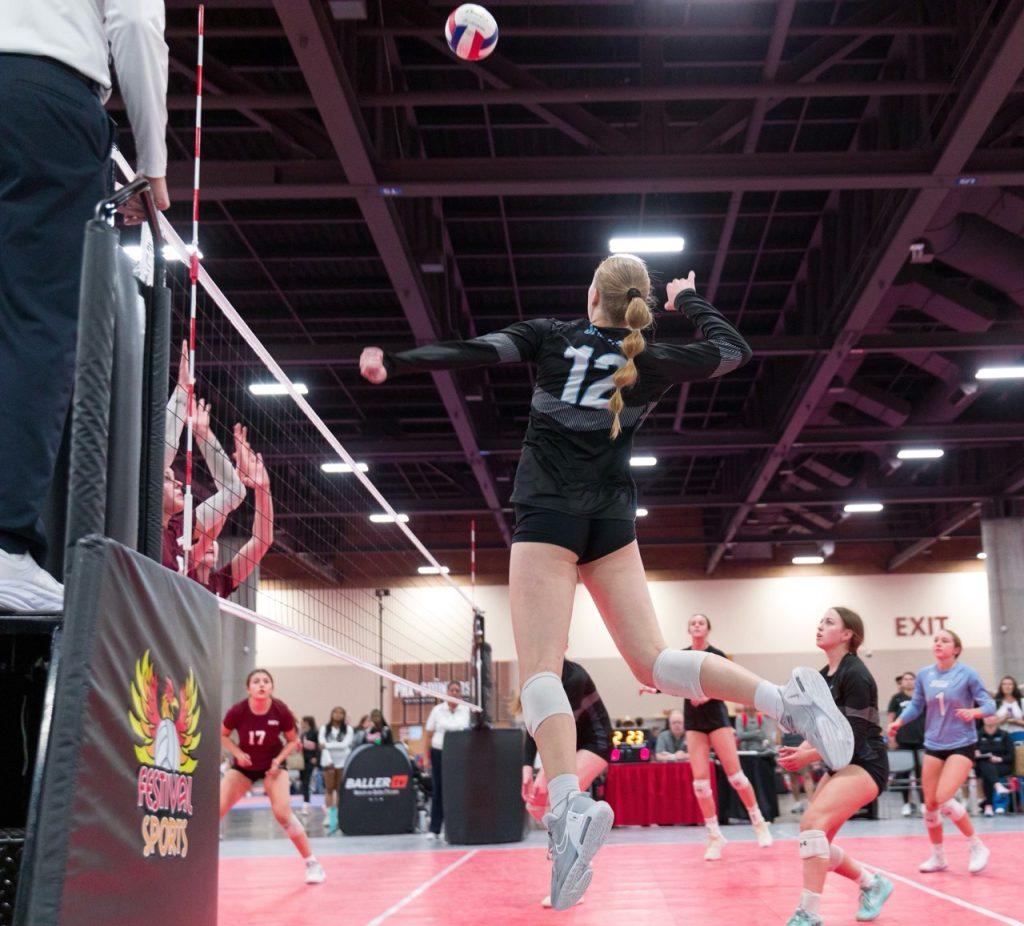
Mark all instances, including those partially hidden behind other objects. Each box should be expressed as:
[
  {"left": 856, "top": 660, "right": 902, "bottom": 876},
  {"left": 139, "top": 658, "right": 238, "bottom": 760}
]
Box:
[{"left": 128, "top": 650, "right": 201, "bottom": 858}]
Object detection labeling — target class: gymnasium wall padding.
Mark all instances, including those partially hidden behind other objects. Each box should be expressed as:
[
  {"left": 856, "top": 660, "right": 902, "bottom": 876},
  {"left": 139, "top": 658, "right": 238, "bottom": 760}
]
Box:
[{"left": 16, "top": 536, "right": 221, "bottom": 926}]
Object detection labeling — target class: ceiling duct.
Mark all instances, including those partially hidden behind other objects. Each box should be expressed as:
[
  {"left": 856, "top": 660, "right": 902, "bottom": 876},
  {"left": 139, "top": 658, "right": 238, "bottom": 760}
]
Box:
[{"left": 926, "top": 213, "right": 1024, "bottom": 304}]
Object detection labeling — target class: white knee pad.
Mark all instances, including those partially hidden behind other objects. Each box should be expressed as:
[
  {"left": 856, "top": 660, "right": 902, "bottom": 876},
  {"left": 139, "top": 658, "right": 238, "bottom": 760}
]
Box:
[
  {"left": 692, "top": 778, "right": 713, "bottom": 799},
  {"left": 828, "top": 843, "right": 845, "bottom": 872},
  {"left": 520, "top": 671, "right": 572, "bottom": 736},
  {"left": 798, "top": 829, "right": 830, "bottom": 860},
  {"left": 940, "top": 798, "right": 966, "bottom": 821},
  {"left": 923, "top": 807, "right": 942, "bottom": 828},
  {"left": 282, "top": 813, "right": 305, "bottom": 838},
  {"left": 653, "top": 648, "right": 708, "bottom": 701},
  {"left": 727, "top": 771, "right": 750, "bottom": 790}
]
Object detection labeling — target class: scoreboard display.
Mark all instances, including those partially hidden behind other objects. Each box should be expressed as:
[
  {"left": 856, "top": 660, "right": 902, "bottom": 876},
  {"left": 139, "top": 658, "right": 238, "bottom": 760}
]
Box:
[{"left": 609, "top": 728, "right": 651, "bottom": 763}]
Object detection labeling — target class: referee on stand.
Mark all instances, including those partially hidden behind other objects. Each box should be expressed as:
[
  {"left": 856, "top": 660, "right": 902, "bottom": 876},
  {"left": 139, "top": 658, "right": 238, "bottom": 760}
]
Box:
[{"left": 0, "top": 0, "right": 169, "bottom": 613}]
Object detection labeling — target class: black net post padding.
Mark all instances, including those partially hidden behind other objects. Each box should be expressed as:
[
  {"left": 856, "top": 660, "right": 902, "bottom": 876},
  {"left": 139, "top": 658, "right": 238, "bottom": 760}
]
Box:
[
  {"left": 15, "top": 536, "right": 221, "bottom": 926},
  {"left": 104, "top": 250, "right": 144, "bottom": 548},
  {"left": 63, "top": 220, "right": 118, "bottom": 574},
  {"left": 139, "top": 282, "right": 170, "bottom": 563}
]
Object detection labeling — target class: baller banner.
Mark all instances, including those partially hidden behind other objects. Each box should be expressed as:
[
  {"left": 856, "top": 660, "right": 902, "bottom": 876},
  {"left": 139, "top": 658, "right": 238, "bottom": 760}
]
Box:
[{"left": 17, "top": 537, "right": 221, "bottom": 926}]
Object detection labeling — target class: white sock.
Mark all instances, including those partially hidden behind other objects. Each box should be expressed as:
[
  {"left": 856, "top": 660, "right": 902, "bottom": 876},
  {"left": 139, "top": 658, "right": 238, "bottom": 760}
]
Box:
[
  {"left": 799, "top": 890, "right": 822, "bottom": 915},
  {"left": 704, "top": 817, "right": 721, "bottom": 838},
  {"left": 969, "top": 834, "right": 983, "bottom": 847},
  {"left": 547, "top": 773, "right": 579, "bottom": 814},
  {"left": 858, "top": 870, "right": 876, "bottom": 889},
  {"left": 749, "top": 805, "right": 764, "bottom": 825},
  {"left": 931, "top": 844, "right": 946, "bottom": 860},
  {"left": 306, "top": 855, "right": 318, "bottom": 864},
  {"left": 754, "top": 680, "right": 784, "bottom": 719}
]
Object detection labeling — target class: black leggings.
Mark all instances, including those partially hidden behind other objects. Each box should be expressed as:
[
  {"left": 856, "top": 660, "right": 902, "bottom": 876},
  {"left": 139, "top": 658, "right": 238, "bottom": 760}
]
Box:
[
  {"left": 300, "top": 764, "right": 315, "bottom": 802},
  {"left": 430, "top": 747, "right": 445, "bottom": 835},
  {"left": 977, "top": 762, "right": 1005, "bottom": 808}
]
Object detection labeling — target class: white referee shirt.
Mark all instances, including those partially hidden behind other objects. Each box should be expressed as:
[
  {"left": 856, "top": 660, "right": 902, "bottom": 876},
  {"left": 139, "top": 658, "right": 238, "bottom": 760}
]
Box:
[
  {"left": 425, "top": 702, "right": 472, "bottom": 750},
  {"left": 0, "top": 0, "right": 168, "bottom": 177}
]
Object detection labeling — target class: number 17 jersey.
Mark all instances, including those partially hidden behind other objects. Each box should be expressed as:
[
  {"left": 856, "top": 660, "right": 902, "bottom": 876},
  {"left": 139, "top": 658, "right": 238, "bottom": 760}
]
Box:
[
  {"left": 222, "top": 698, "right": 296, "bottom": 773},
  {"left": 384, "top": 292, "right": 751, "bottom": 519}
]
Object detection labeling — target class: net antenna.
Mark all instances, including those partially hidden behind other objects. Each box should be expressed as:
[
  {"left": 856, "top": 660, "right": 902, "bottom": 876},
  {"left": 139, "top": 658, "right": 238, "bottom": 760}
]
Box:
[{"left": 178, "top": 5, "right": 206, "bottom": 572}]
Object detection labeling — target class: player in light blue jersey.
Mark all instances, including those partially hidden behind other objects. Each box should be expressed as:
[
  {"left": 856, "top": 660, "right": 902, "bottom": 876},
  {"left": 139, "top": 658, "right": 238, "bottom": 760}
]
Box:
[{"left": 888, "top": 629, "right": 995, "bottom": 875}]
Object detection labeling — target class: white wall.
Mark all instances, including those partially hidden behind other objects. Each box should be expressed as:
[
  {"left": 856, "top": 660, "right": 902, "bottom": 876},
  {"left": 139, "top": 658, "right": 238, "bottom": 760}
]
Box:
[{"left": 254, "top": 569, "right": 996, "bottom": 723}]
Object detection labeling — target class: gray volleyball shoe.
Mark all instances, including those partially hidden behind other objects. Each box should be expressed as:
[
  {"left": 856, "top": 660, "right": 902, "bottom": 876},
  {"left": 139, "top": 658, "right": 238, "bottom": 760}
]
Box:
[
  {"left": 543, "top": 791, "right": 614, "bottom": 911},
  {"left": 779, "top": 667, "right": 854, "bottom": 770}
]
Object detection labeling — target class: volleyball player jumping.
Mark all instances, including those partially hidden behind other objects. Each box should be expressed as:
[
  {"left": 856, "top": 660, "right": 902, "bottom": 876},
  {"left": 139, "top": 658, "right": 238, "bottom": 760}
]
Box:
[
  {"left": 360, "top": 258, "right": 854, "bottom": 909},
  {"left": 888, "top": 629, "right": 996, "bottom": 874},
  {"left": 220, "top": 668, "right": 326, "bottom": 884}
]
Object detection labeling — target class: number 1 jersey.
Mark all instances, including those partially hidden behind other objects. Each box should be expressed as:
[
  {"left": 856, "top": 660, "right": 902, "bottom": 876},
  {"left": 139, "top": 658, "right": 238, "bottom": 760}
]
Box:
[{"left": 384, "top": 291, "right": 751, "bottom": 519}]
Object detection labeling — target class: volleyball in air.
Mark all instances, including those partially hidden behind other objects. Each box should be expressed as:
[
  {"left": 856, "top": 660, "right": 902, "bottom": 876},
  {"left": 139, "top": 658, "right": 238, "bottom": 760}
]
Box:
[{"left": 445, "top": 4, "right": 499, "bottom": 61}]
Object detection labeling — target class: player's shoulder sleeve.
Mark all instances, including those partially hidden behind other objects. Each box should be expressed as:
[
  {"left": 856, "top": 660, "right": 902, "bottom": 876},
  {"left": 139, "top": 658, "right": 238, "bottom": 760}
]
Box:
[
  {"left": 222, "top": 700, "right": 243, "bottom": 730},
  {"left": 274, "top": 699, "right": 297, "bottom": 731}
]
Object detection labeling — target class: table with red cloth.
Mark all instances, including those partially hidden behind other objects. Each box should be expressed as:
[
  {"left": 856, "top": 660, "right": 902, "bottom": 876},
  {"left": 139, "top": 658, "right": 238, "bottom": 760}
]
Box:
[
  {"left": 603, "top": 752, "right": 779, "bottom": 827},
  {"left": 603, "top": 760, "right": 714, "bottom": 826}
]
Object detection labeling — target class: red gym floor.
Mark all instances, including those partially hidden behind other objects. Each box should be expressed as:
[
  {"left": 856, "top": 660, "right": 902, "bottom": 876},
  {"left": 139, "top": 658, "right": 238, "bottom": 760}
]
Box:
[{"left": 218, "top": 832, "right": 1024, "bottom": 926}]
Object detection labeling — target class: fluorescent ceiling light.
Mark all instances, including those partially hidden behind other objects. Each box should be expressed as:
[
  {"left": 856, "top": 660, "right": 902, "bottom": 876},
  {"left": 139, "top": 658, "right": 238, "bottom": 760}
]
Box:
[
  {"left": 122, "top": 244, "right": 203, "bottom": 263},
  {"left": 608, "top": 236, "right": 685, "bottom": 254},
  {"left": 897, "top": 448, "right": 944, "bottom": 460},
  {"left": 370, "top": 513, "right": 409, "bottom": 523},
  {"left": 249, "top": 382, "right": 309, "bottom": 396},
  {"left": 977, "top": 551, "right": 987, "bottom": 560},
  {"left": 975, "top": 366, "right": 1024, "bottom": 380},
  {"left": 418, "top": 565, "right": 450, "bottom": 575},
  {"left": 635, "top": 508, "right": 649, "bottom": 517},
  {"left": 321, "top": 461, "right": 368, "bottom": 474},
  {"left": 630, "top": 456, "right": 658, "bottom": 467},
  {"left": 844, "top": 502, "right": 884, "bottom": 513},
  {"left": 792, "top": 555, "right": 825, "bottom": 565}
]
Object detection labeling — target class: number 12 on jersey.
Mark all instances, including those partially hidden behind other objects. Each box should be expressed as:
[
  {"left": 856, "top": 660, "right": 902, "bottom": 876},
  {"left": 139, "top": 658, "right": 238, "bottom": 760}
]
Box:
[{"left": 560, "top": 345, "right": 626, "bottom": 408}]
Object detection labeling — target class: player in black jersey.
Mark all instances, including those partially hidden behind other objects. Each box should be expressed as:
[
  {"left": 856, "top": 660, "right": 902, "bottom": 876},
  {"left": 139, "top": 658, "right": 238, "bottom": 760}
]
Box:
[
  {"left": 779, "top": 608, "right": 893, "bottom": 926},
  {"left": 360, "top": 256, "right": 855, "bottom": 910},
  {"left": 682, "top": 613, "right": 773, "bottom": 858},
  {"left": 519, "top": 658, "right": 612, "bottom": 908}
]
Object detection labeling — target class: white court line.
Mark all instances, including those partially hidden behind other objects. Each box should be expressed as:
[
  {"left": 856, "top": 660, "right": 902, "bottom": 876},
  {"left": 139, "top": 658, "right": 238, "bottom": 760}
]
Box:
[
  {"left": 366, "top": 849, "right": 479, "bottom": 926},
  {"left": 868, "top": 865, "right": 1024, "bottom": 926}
]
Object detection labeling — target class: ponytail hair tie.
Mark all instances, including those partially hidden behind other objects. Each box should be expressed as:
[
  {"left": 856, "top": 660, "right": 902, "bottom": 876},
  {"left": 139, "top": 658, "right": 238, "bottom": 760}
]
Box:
[{"left": 626, "top": 287, "right": 642, "bottom": 300}]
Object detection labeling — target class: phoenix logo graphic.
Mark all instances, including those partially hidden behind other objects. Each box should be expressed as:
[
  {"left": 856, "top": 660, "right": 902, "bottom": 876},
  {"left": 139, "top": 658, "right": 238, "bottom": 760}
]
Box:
[{"left": 128, "top": 650, "right": 201, "bottom": 773}]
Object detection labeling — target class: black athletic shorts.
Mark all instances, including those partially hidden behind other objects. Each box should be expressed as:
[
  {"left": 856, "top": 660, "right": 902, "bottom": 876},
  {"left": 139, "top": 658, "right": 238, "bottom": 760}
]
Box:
[
  {"left": 925, "top": 744, "right": 977, "bottom": 763},
  {"left": 684, "top": 699, "right": 731, "bottom": 735},
  {"left": 512, "top": 505, "right": 636, "bottom": 564},
  {"left": 231, "top": 765, "right": 267, "bottom": 783},
  {"left": 850, "top": 739, "right": 889, "bottom": 795}
]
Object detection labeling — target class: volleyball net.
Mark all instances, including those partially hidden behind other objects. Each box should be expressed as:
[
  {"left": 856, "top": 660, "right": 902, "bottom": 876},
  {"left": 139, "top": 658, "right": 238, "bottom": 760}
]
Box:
[{"left": 115, "top": 153, "right": 481, "bottom": 710}]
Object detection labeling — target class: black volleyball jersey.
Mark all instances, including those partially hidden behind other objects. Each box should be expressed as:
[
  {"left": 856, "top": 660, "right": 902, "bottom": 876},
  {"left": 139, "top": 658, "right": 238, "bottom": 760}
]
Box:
[
  {"left": 384, "top": 291, "right": 751, "bottom": 519},
  {"left": 524, "top": 659, "right": 613, "bottom": 763},
  {"left": 684, "top": 644, "right": 731, "bottom": 729},
  {"left": 821, "top": 653, "right": 884, "bottom": 765}
]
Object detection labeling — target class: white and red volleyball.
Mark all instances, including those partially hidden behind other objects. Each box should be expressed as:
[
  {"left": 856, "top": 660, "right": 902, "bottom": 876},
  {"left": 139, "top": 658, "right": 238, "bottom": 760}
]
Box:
[{"left": 445, "top": 4, "right": 499, "bottom": 61}]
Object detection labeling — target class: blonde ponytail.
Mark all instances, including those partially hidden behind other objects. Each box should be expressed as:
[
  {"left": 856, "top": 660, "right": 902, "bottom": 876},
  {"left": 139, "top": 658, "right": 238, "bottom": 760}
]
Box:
[{"left": 608, "top": 295, "right": 653, "bottom": 439}]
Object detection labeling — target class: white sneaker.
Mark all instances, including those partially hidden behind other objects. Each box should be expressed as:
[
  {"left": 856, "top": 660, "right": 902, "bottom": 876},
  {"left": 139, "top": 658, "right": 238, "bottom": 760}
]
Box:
[
  {"left": 968, "top": 840, "right": 990, "bottom": 874},
  {"left": 704, "top": 834, "right": 727, "bottom": 860},
  {"left": 544, "top": 791, "right": 614, "bottom": 910},
  {"left": 901, "top": 803, "right": 914, "bottom": 817},
  {"left": 753, "top": 820, "right": 773, "bottom": 848},
  {"left": 778, "top": 668, "right": 854, "bottom": 770},
  {"left": 790, "top": 801, "right": 805, "bottom": 815},
  {"left": 305, "top": 859, "right": 326, "bottom": 884},
  {"left": 0, "top": 549, "right": 64, "bottom": 613},
  {"left": 918, "top": 853, "right": 948, "bottom": 873},
  {"left": 424, "top": 831, "right": 438, "bottom": 841},
  {"left": 996, "top": 807, "right": 1006, "bottom": 815},
  {"left": 984, "top": 806, "right": 994, "bottom": 817}
]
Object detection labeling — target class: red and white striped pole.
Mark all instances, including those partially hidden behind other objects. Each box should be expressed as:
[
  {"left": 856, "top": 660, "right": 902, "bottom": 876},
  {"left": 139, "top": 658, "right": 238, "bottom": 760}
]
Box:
[
  {"left": 470, "top": 519, "right": 476, "bottom": 605},
  {"left": 180, "top": 3, "right": 205, "bottom": 573}
]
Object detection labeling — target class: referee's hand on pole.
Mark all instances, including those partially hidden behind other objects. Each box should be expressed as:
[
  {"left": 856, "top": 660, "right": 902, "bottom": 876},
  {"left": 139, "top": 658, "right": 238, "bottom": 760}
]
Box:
[{"left": 119, "top": 175, "right": 170, "bottom": 225}]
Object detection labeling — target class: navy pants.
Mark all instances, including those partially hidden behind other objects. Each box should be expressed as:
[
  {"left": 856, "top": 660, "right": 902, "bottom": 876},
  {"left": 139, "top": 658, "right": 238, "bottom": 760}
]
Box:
[
  {"left": 430, "top": 747, "right": 445, "bottom": 835},
  {"left": 0, "top": 55, "right": 113, "bottom": 560}
]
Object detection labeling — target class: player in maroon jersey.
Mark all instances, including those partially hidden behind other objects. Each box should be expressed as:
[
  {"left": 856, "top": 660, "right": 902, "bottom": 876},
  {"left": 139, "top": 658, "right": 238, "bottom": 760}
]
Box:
[{"left": 220, "top": 668, "right": 325, "bottom": 884}]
